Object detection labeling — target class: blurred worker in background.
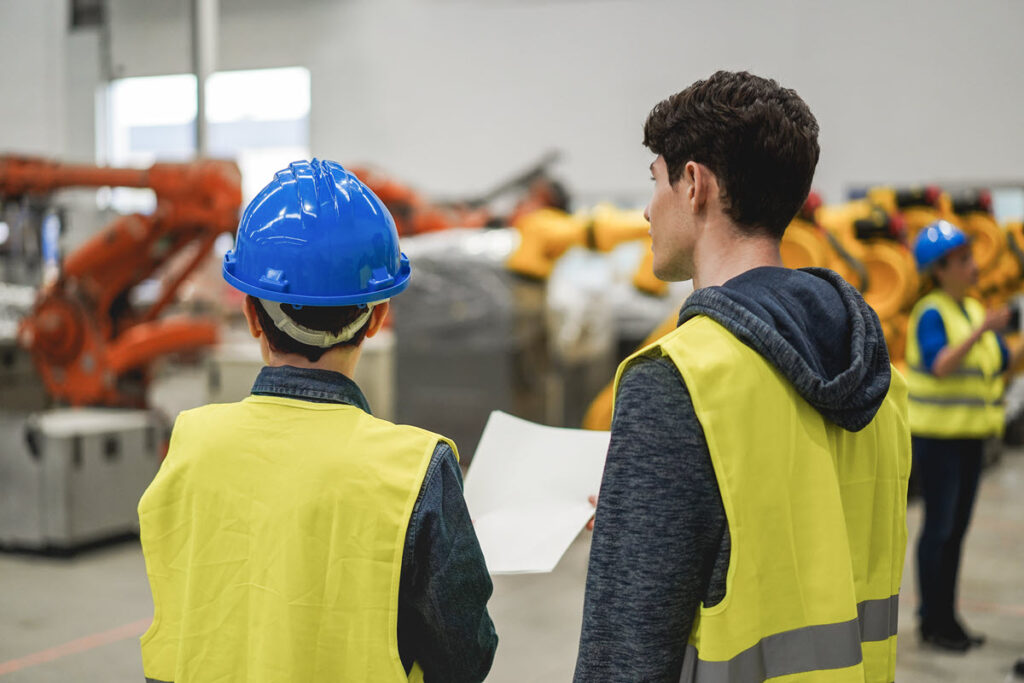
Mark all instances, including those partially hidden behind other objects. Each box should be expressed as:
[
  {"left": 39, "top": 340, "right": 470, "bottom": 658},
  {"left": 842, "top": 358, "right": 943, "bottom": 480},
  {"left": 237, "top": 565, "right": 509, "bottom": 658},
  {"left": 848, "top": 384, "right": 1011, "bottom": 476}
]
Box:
[
  {"left": 575, "top": 71, "right": 910, "bottom": 682},
  {"left": 137, "top": 159, "right": 497, "bottom": 683},
  {"left": 906, "top": 220, "right": 1016, "bottom": 652}
]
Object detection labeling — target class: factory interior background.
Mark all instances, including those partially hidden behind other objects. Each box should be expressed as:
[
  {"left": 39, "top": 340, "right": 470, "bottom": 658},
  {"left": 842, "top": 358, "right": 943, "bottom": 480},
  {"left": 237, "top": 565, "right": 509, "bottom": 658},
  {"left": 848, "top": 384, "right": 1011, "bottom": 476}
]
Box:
[{"left": 1, "top": 0, "right": 1024, "bottom": 681}]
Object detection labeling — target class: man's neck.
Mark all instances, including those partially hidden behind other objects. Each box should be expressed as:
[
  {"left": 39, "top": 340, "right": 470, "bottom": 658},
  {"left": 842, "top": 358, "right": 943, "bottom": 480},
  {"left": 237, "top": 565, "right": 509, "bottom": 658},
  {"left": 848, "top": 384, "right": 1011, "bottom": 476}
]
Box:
[
  {"left": 939, "top": 286, "right": 967, "bottom": 305},
  {"left": 691, "top": 217, "right": 783, "bottom": 290},
  {"left": 263, "top": 345, "right": 362, "bottom": 379}
]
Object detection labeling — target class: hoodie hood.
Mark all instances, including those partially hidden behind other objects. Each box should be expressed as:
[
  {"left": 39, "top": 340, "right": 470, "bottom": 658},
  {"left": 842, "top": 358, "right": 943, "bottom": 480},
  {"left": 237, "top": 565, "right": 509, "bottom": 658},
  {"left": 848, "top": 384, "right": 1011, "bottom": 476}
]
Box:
[{"left": 678, "top": 266, "right": 891, "bottom": 431}]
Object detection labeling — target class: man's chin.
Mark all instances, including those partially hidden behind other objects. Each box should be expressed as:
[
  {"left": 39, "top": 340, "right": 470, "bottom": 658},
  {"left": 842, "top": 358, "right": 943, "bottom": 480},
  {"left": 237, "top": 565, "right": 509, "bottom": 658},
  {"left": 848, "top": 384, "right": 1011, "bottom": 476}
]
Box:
[{"left": 653, "top": 264, "right": 690, "bottom": 283}]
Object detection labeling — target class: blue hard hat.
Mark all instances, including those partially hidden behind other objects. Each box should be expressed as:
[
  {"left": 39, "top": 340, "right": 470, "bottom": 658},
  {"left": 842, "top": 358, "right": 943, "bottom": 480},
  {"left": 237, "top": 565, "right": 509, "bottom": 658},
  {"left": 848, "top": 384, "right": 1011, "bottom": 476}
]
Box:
[
  {"left": 912, "top": 220, "right": 969, "bottom": 272},
  {"left": 223, "top": 159, "right": 411, "bottom": 306}
]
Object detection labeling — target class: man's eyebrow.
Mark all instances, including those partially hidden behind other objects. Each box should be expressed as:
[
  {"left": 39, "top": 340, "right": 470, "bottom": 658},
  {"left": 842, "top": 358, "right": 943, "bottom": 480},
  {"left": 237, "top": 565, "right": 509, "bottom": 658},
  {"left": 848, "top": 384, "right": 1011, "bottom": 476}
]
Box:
[{"left": 649, "top": 161, "right": 654, "bottom": 173}]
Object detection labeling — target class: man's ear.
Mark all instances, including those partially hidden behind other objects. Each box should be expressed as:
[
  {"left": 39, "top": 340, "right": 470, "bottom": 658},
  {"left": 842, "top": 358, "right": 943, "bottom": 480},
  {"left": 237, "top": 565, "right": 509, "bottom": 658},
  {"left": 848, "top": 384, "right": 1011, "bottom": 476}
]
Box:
[
  {"left": 688, "top": 161, "right": 716, "bottom": 213},
  {"left": 242, "top": 296, "right": 263, "bottom": 339},
  {"left": 364, "top": 301, "right": 391, "bottom": 339}
]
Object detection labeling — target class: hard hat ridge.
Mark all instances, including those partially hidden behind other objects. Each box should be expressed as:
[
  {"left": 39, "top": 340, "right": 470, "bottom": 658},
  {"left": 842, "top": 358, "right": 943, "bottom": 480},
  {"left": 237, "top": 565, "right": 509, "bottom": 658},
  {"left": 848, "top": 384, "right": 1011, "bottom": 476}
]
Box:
[{"left": 312, "top": 159, "right": 344, "bottom": 228}]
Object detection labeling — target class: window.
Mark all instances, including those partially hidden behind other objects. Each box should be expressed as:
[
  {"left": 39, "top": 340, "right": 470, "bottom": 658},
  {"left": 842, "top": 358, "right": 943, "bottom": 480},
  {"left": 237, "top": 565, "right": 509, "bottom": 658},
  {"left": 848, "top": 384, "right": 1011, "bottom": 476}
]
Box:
[
  {"left": 99, "top": 67, "right": 311, "bottom": 211},
  {"left": 991, "top": 187, "right": 1024, "bottom": 224}
]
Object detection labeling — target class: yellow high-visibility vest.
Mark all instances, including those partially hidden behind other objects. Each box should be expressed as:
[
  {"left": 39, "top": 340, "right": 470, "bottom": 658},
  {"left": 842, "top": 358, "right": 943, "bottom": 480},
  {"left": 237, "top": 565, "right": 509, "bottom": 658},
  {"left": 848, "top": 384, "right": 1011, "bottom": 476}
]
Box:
[
  {"left": 905, "top": 291, "right": 1004, "bottom": 438},
  {"left": 138, "top": 395, "right": 454, "bottom": 683},
  {"left": 615, "top": 315, "right": 910, "bottom": 682}
]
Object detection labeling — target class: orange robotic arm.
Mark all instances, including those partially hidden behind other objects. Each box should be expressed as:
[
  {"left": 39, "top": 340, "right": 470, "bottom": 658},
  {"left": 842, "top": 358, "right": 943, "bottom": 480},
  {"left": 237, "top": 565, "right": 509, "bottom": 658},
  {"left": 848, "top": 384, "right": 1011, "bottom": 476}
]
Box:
[{"left": 1, "top": 155, "right": 242, "bottom": 406}]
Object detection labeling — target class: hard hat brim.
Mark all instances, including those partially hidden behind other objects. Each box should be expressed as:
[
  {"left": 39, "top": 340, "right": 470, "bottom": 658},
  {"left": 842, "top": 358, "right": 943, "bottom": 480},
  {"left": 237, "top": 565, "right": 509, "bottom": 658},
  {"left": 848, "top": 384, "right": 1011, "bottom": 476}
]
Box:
[
  {"left": 223, "top": 260, "right": 410, "bottom": 306},
  {"left": 916, "top": 238, "right": 972, "bottom": 272}
]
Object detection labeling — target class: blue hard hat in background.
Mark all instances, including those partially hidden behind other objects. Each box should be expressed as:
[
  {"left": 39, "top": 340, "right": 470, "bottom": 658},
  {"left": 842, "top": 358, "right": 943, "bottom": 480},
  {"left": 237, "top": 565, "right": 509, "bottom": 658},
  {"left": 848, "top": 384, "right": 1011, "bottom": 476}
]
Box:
[
  {"left": 912, "top": 220, "right": 969, "bottom": 272},
  {"left": 223, "top": 158, "right": 411, "bottom": 306}
]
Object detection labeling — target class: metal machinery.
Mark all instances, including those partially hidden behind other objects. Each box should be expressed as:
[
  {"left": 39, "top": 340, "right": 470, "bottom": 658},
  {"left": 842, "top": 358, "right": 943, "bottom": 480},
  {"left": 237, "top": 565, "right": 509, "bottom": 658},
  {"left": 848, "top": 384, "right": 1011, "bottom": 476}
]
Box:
[
  {"left": 0, "top": 155, "right": 242, "bottom": 550},
  {"left": 391, "top": 198, "right": 690, "bottom": 457},
  {"left": 1, "top": 156, "right": 242, "bottom": 407},
  {"left": 582, "top": 187, "right": 1024, "bottom": 431},
  {"left": 349, "top": 150, "right": 567, "bottom": 238},
  {"left": 505, "top": 203, "right": 667, "bottom": 297},
  {"left": 343, "top": 154, "right": 616, "bottom": 461},
  {"left": 390, "top": 229, "right": 549, "bottom": 462}
]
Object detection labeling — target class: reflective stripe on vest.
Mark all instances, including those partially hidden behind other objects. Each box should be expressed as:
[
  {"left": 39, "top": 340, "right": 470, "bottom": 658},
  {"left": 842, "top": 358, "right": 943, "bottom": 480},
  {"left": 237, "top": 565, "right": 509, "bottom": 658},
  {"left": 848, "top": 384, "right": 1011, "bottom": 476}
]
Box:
[
  {"left": 905, "top": 291, "right": 1004, "bottom": 438},
  {"left": 907, "top": 394, "right": 1002, "bottom": 407},
  {"left": 908, "top": 365, "right": 985, "bottom": 378},
  {"left": 678, "top": 596, "right": 899, "bottom": 683},
  {"left": 139, "top": 396, "right": 448, "bottom": 683},
  {"left": 616, "top": 315, "right": 910, "bottom": 683}
]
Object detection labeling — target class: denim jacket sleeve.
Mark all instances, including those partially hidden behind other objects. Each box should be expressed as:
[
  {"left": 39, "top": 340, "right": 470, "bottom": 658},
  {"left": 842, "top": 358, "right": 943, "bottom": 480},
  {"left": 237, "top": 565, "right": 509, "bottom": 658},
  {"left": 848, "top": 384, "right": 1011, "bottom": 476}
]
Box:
[{"left": 397, "top": 442, "right": 498, "bottom": 682}]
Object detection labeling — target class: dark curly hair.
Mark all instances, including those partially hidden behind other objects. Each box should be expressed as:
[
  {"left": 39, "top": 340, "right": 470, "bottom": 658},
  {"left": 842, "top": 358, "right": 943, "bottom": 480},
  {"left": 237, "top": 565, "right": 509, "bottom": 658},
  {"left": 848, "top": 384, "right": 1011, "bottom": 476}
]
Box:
[
  {"left": 643, "top": 71, "right": 819, "bottom": 239},
  {"left": 249, "top": 295, "right": 371, "bottom": 362}
]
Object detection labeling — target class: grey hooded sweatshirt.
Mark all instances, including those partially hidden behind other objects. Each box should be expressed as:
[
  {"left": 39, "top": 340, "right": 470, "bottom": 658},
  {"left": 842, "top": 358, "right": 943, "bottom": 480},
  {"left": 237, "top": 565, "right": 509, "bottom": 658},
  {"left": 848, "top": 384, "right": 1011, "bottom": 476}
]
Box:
[{"left": 574, "top": 266, "right": 892, "bottom": 683}]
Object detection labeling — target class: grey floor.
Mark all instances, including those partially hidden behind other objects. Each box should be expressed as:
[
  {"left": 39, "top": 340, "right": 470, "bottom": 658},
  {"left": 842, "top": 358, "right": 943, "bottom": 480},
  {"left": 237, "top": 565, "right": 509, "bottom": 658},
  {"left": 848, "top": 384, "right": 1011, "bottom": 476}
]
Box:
[{"left": 2, "top": 452, "right": 1023, "bottom": 682}]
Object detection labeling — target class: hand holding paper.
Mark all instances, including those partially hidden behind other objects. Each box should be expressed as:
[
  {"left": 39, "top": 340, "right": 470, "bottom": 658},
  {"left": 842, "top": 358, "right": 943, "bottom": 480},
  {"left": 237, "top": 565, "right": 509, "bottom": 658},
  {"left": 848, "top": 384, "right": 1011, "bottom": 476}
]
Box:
[{"left": 463, "top": 411, "right": 610, "bottom": 574}]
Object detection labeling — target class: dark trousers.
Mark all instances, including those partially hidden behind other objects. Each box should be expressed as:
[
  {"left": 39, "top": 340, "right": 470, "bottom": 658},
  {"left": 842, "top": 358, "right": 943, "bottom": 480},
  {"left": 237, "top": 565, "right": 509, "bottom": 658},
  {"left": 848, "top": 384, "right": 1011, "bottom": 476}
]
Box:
[{"left": 912, "top": 436, "right": 984, "bottom": 631}]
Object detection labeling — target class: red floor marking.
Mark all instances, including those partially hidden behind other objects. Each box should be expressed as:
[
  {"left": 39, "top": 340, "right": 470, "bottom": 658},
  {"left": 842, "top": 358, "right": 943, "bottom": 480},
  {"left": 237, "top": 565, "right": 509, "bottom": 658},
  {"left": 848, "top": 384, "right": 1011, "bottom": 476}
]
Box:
[
  {"left": 961, "top": 599, "right": 1024, "bottom": 617},
  {"left": 0, "top": 618, "right": 151, "bottom": 676}
]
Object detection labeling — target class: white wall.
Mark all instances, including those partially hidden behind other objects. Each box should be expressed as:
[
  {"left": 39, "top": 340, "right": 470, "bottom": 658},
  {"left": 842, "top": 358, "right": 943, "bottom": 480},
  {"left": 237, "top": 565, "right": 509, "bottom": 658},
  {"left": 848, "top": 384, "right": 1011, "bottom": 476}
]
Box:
[
  {"left": 0, "top": 0, "right": 69, "bottom": 156},
  {"left": 3, "top": 0, "right": 1024, "bottom": 206},
  {"left": 0, "top": 0, "right": 102, "bottom": 162}
]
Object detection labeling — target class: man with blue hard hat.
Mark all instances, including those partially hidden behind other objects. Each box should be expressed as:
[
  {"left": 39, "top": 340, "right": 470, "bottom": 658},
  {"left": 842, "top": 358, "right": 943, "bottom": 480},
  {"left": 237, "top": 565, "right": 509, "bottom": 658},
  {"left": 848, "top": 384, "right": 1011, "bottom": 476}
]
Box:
[
  {"left": 906, "top": 219, "right": 1016, "bottom": 652},
  {"left": 138, "top": 159, "right": 498, "bottom": 682}
]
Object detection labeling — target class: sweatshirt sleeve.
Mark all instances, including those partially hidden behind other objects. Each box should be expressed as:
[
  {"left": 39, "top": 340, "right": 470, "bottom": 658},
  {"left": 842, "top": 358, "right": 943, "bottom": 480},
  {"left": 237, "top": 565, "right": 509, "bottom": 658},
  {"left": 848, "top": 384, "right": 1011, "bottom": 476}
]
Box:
[
  {"left": 398, "top": 442, "right": 498, "bottom": 683},
  {"left": 574, "top": 356, "right": 728, "bottom": 683},
  {"left": 916, "top": 308, "right": 948, "bottom": 373}
]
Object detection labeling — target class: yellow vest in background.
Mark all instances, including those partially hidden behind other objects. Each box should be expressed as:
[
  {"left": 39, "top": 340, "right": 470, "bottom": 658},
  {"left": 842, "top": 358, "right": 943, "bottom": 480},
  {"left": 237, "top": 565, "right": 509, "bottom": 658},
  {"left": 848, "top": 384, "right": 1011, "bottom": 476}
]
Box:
[
  {"left": 615, "top": 316, "right": 910, "bottom": 683},
  {"left": 138, "top": 395, "right": 452, "bottom": 683},
  {"left": 905, "top": 291, "right": 1004, "bottom": 439}
]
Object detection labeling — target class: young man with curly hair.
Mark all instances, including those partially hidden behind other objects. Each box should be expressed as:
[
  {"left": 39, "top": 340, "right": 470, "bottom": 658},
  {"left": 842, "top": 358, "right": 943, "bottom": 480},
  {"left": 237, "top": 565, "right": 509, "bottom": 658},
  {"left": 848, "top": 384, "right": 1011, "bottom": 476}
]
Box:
[{"left": 575, "top": 72, "right": 911, "bottom": 683}]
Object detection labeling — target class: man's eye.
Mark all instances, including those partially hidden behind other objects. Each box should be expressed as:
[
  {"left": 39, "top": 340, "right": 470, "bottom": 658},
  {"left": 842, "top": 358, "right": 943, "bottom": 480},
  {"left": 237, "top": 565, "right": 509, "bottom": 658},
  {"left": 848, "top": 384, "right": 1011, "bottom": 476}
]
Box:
[{"left": 650, "top": 175, "right": 655, "bottom": 182}]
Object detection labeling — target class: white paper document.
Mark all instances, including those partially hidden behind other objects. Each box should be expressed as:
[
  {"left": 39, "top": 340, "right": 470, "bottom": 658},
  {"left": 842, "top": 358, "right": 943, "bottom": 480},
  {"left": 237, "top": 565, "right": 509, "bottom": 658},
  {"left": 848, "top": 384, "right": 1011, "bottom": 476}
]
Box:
[{"left": 463, "top": 411, "right": 611, "bottom": 575}]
